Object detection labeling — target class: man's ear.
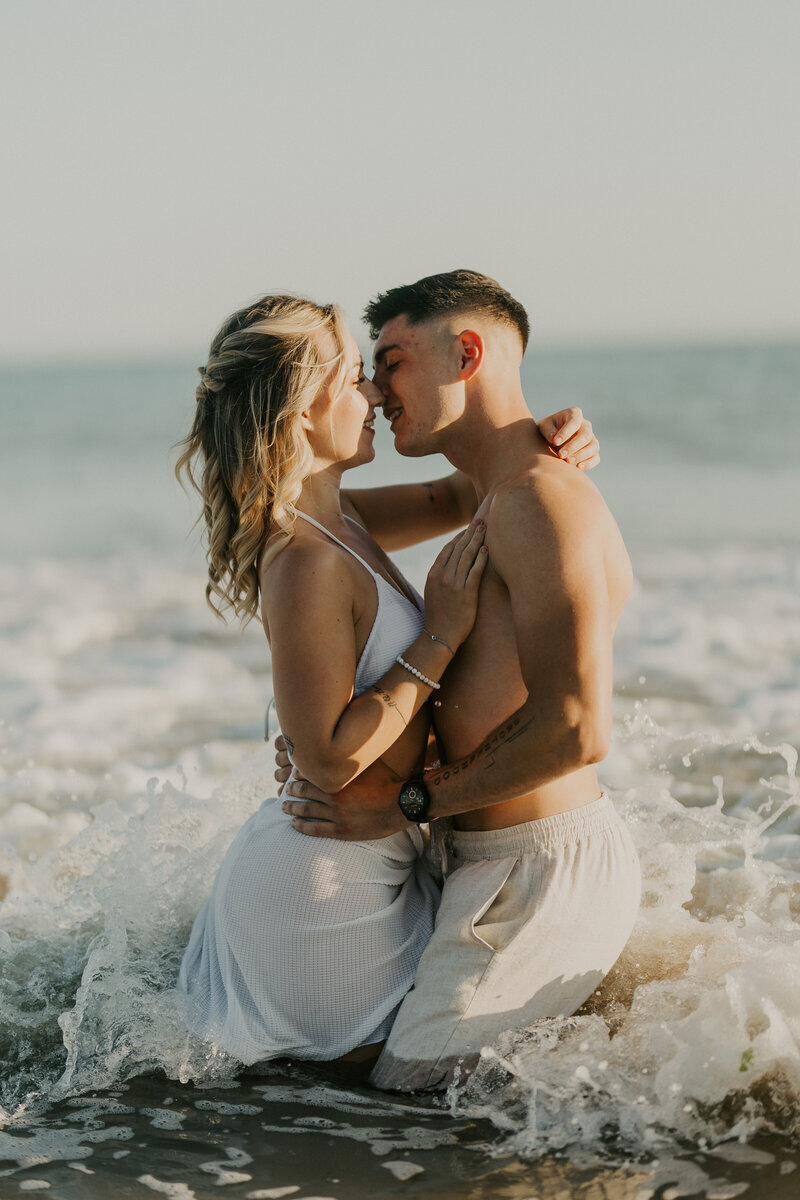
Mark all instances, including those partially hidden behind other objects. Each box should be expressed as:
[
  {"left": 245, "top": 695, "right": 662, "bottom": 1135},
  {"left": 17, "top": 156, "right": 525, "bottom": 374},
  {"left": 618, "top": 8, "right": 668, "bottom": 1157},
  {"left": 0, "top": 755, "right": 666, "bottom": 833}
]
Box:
[{"left": 457, "top": 330, "right": 484, "bottom": 380}]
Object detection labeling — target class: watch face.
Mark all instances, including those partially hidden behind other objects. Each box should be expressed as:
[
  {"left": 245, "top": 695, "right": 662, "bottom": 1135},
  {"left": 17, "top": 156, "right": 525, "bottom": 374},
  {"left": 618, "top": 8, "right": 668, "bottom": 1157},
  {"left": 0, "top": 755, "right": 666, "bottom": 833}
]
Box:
[{"left": 398, "top": 778, "right": 430, "bottom": 821}]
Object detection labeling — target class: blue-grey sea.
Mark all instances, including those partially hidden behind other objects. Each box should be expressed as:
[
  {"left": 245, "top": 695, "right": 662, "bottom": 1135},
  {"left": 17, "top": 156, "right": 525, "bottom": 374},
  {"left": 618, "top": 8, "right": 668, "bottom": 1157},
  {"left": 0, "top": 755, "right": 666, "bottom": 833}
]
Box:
[{"left": 1, "top": 342, "right": 799, "bottom": 1198}]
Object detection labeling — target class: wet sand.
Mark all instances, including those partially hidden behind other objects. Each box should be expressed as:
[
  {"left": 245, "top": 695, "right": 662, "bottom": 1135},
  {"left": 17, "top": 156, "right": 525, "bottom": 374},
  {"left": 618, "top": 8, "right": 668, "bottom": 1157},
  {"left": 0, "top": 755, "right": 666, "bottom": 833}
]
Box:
[{"left": 2, "top": 1067, "right": 798, "bottom": 1200}]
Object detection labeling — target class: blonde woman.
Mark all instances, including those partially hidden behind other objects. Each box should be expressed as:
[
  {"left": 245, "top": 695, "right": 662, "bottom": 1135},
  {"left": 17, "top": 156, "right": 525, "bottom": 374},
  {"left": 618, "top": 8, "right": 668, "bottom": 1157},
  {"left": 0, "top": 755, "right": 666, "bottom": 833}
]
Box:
[{"left": 175, "top": 294, "right": 598, "bottom": 1070}]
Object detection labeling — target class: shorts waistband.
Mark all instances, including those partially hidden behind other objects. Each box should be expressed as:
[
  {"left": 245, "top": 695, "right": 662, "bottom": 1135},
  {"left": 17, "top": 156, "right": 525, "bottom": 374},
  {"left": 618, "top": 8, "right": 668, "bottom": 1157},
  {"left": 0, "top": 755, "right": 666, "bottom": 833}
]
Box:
[{"left": 448, "top": 793, "right": 620, "bottom": 861}]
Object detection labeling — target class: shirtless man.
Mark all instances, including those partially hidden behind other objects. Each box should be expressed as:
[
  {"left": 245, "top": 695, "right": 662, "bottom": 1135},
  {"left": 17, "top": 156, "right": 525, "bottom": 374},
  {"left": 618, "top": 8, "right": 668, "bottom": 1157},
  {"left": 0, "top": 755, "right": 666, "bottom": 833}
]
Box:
[{"left": 281, "top": 270, "right": 641, "bottom": 1090}]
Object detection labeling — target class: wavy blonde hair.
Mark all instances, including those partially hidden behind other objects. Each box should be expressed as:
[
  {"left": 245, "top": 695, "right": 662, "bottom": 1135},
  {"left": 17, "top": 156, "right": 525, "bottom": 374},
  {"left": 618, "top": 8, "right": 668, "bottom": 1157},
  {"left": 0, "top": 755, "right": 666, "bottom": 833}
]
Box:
[{"left": 175, "top": 294, "right": 349, "bottom": 623}]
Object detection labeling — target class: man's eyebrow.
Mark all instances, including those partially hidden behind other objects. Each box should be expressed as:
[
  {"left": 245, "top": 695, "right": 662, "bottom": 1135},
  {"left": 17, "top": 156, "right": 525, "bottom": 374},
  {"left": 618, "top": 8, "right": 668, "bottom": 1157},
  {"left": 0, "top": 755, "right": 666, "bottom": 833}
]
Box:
[{"left": 373, "top": 342, "right": 401, "bottom": 368}]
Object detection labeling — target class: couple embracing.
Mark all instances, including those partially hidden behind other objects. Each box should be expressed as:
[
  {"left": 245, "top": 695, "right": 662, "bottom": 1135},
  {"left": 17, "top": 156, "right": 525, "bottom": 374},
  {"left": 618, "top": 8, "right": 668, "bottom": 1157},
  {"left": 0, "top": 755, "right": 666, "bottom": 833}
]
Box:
[{"left": 176, "top": 269, "right": 641, "bottom": 1091}]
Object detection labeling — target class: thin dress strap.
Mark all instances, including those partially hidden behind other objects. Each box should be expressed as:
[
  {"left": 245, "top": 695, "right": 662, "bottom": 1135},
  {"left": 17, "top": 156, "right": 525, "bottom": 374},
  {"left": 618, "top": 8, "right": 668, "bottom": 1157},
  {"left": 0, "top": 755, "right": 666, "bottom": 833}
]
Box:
[{"left": 289, "top": 507, "right": 379, "bottom": 578}]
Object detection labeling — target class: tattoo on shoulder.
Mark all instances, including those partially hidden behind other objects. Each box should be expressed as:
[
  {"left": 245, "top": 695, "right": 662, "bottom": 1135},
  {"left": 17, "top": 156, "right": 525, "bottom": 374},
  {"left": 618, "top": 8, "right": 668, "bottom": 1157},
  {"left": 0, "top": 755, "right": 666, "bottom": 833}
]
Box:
[
  {"left": 429, "top": 715, "right": 529, "bottom": 785},
  {"left": 371, "top": 684, "right": 408, "bottom": 726}
]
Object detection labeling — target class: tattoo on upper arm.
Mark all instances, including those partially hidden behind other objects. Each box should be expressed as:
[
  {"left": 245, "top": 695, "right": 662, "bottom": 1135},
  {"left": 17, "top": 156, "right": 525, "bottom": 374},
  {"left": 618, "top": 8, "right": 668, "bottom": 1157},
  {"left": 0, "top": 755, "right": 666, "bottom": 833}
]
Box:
[
  {"left": 371, "top": 684, "right": 408, "bottom": 726},
  {"left": 422, "top": 482, "right": 435, "bottom": 504},
  {"left": 284, "top": 734, "right": 296, "bottom": 758},
  {"left": 429, "top": 715, "right": 531, "bottom": 785}
]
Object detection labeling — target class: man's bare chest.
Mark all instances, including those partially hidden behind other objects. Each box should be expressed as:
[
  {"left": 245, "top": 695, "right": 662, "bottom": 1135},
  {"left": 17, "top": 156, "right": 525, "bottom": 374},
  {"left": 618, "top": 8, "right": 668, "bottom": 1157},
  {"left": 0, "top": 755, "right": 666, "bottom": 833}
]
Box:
[{"left": 434, "top": 566, "right": 528, "bottom": 758}]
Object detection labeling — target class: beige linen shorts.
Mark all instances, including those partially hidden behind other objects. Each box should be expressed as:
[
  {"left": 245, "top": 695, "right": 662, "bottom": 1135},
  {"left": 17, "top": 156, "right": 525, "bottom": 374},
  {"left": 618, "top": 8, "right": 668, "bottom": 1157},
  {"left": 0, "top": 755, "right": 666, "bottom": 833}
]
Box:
[{"left": 370, "top": 793, "right": 641, "bottom": 1092}]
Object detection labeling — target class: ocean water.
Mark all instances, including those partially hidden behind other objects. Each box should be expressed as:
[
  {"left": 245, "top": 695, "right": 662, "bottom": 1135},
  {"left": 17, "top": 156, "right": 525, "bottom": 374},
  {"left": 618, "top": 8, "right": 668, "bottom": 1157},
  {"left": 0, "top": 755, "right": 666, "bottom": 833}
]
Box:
[{"left": 1, "top": 343, "right": 799, "bottom": 1197}]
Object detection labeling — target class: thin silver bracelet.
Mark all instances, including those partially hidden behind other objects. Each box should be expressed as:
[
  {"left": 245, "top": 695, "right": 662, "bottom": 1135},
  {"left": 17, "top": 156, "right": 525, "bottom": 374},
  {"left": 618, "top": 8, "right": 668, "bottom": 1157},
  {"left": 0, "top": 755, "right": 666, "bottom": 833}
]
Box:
[
  {"left": 423, "top": 627, "right": 454, "bottom": 655},
  {"left": 396, "top": 654, "right": 441, "bottom": 690}
]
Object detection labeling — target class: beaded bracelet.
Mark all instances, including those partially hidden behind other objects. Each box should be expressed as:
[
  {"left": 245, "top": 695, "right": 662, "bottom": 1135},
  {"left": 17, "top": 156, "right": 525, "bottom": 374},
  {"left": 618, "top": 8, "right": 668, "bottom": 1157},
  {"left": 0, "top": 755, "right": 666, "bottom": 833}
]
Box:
[
  {"left": 396, "top": 654, "right": 441, "bottom": 690},
  {"left": 423, "top": 627, "right": 454, "bottom": 655}
]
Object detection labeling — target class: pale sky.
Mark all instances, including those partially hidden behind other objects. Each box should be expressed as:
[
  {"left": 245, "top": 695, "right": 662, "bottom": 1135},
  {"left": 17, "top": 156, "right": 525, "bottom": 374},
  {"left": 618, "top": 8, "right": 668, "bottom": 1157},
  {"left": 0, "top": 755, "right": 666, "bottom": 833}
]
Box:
[{"left": 2, "top": 0, "right": 798, "bottom": 362}]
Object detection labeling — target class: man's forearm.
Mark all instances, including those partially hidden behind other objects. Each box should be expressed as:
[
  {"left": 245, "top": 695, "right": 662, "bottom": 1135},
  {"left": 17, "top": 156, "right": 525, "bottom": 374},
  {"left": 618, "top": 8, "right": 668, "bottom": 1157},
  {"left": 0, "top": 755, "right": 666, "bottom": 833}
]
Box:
[
  {"left": 426, "top": 699, "right": 602, "bottom": 819},
  {"left": 281, "top": 697, "right": 607, "bottom": 841}
]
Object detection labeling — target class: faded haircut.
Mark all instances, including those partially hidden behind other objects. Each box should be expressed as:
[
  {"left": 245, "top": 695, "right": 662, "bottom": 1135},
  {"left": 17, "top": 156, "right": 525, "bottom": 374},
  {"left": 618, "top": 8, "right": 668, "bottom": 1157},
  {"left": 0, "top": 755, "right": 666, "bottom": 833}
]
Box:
[{"left": 363, "top": 269, "right": 530, "bottom": 352}]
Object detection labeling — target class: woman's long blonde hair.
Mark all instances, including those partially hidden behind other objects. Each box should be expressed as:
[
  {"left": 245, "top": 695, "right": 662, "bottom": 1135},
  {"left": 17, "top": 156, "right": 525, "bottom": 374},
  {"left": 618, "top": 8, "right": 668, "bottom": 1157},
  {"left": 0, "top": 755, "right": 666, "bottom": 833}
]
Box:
[{"left": 175, "top": 294, "right": 349, "bottom": 623}]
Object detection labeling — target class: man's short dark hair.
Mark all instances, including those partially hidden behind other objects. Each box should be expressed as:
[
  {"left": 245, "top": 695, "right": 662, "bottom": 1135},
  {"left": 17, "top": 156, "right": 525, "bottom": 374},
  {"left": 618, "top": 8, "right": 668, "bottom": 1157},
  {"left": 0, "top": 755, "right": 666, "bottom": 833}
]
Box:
[{"left": 363, "top": 269, "right": 530, "bottom": 352}]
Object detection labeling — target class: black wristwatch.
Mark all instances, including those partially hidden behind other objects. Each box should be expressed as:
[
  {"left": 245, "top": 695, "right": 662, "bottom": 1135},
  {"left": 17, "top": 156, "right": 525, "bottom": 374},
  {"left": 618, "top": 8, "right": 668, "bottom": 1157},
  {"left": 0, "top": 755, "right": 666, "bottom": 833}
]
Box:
[{"left": 397, "top": 774, "right": 432, "bottom": 823}]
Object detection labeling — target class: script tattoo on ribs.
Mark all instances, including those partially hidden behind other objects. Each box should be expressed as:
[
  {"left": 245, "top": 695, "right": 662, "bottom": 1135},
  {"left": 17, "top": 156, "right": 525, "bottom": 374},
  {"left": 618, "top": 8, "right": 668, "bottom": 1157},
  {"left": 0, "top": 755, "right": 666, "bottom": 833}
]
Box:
[
  {"left": 371, "top": 684, "right": 408, "bottom": 727},
  {"left": 429, "top": 715, "right": 531, "bottom": 785}
]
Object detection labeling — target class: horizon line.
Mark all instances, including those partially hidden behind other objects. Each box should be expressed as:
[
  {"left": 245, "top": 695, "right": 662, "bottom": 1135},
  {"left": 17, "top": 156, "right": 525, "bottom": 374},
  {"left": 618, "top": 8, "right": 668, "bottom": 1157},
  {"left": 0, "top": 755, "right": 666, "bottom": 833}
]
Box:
[{"left": 2, "top": 330, "right": 800, "bottom": 373}]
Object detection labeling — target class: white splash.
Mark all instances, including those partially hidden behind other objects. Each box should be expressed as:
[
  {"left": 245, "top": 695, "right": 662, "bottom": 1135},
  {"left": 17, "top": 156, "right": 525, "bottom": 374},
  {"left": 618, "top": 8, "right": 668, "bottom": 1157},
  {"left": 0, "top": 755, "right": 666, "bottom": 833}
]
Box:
[{"left": 0, "top": 544, "right": 798, "bottom": 1179}]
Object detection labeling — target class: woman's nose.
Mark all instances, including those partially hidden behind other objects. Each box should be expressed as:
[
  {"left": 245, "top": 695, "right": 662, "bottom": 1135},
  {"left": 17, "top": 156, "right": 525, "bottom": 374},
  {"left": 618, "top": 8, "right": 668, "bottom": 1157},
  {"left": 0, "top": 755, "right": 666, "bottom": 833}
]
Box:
[{"left": 363, "top": 377, "right": 384, "bottom": 406}]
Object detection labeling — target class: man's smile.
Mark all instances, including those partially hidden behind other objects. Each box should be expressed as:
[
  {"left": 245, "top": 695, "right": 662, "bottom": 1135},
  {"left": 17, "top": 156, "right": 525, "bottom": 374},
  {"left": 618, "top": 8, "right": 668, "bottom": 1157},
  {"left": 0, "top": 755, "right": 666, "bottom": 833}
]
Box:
[{"left": 384, "top": 403, "right": 403, "bottom": 428}]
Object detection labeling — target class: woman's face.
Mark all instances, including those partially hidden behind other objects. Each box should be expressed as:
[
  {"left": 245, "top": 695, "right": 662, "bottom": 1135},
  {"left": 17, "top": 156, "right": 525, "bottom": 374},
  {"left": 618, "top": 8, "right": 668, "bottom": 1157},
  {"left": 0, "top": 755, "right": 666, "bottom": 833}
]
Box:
[{"left": 308, "top": 332, "right": 382, "bottom": 469}]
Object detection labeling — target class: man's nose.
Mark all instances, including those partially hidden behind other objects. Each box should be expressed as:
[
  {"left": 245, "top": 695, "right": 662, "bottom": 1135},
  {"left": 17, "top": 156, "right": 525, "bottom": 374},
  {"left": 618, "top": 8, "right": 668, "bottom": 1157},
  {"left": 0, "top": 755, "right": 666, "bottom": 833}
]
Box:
[
  {"left": 364, "top": 377, "right": 384, "bottom": 408},
  {"left": 370, "top": 366, "right": 390, "bottom": 399}
]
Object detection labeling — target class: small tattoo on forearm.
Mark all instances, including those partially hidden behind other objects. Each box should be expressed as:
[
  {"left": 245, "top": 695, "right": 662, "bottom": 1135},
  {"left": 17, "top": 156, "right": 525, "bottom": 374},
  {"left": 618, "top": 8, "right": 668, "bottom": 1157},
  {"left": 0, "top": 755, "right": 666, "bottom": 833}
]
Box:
[
  {"left": 430, "top": 715, "right": 526, "bottom": 785},
  {"left": 423, "top": 482, "right": 435, "bottom": 504},
  {"left": 371, "top": 684, "right": 408, "bottom": 726},
  {"left": 481, "top": 716, "right": 530, "bottom": 768},
  {"left": 505, "top": 721, "right": 531, "bottom": 745}
]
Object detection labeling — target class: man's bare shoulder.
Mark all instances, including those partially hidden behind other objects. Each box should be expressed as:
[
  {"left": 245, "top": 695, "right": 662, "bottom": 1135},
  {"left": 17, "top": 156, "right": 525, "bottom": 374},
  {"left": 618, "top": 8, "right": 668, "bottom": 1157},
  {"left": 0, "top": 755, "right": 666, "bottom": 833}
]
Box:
[
  {"left": 489, "top": 457, "right": 607, "bottom": 547},
  {"left": 488, "top": 458, "right": 632, "bottom": 612}
]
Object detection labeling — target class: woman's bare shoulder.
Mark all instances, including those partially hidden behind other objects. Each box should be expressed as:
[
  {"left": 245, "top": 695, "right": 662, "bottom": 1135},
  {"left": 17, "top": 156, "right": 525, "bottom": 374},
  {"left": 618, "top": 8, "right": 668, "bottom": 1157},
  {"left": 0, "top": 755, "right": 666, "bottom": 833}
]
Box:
[
  {"left": 260, "top": 529, "right": 359, "bottom": 618},
  {"left": 262, "top": 531, "right": 340, "bottom": 588}
]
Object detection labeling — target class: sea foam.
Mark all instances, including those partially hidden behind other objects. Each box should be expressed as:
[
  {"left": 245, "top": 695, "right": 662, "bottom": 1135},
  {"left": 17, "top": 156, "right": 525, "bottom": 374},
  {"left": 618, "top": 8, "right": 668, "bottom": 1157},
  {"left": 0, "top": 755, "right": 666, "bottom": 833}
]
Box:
[{"left": 1, "top": 542, "right": 799, "bottom": 1177}]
